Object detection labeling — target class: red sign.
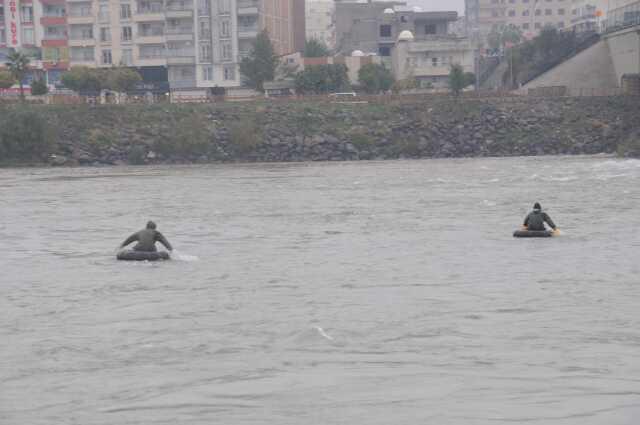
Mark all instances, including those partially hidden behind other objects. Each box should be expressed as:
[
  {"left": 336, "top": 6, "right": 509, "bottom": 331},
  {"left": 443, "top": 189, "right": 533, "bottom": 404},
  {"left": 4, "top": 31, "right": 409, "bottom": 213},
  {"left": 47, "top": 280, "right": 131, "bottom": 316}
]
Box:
[{"left": 9, "top": 0, "right": 19, "bottom": 46}]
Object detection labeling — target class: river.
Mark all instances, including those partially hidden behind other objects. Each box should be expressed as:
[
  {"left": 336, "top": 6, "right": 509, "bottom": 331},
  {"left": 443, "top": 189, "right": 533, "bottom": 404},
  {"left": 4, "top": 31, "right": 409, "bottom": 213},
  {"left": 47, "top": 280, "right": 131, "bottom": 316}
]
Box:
[{"left": 1, "top": 156, "right": 639, "bottom": 424}]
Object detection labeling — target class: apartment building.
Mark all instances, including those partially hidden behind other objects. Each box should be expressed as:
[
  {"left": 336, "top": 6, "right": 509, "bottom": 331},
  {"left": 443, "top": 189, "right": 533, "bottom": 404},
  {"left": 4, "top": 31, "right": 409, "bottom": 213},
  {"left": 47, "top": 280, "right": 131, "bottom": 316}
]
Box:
[
  {"left": 466, "top": 0, "right": 575, "bottom": 45},
  {"left": 2, "top": 0, "right": 304, "bottom": 94},
  {"left": 0, "top": 0, "right": 70, "bottom": 86}
]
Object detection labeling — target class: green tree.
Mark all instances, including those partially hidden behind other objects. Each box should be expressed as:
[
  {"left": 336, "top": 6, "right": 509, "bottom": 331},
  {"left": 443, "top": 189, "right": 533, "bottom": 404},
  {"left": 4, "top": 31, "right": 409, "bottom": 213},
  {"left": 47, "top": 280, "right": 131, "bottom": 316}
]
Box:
[
  {"left": 105, "top": 67, "right": 142, "bottom": 92},
  {"left": 449, "top": 64, "right": 468, "bottom": 98},
  {"left": 5, "top": 51, "right": 31, "bottom": 100},
  {"left": 358, "top": 63, "right": 394, "bottom": 94},
  {"left": 303, "top": 38, "right": 330, "bottom": 57},
  {"left": 61, "top": 66, "right": 103, "bottom": 93},
  {"left": 240, "top": 30, "right": 278, "bottom": 92},
  {"left": 30, "top": 78, "right": 49, "bottom": 95},
  {"left": 0, "top": 70, "right": 16, "bottom": 89},
  {"left": 294, "top": 64, "right": 349, "bottom": 94}
]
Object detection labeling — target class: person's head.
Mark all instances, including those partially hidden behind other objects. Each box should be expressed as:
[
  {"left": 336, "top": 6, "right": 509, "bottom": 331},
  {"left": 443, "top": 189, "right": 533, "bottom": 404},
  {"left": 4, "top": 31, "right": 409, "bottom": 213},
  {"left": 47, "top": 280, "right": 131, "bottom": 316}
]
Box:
[
  {"left": 533, "top": 202, "right": 542, "bottom": 212},
  {"left": 146, "top": 220, "right": 157, "bottom": 230}
]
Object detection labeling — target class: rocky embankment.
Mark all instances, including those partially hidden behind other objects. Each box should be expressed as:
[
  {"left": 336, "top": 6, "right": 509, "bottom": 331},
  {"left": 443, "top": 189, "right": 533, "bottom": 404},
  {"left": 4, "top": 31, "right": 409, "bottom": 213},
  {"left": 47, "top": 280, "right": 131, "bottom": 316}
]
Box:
[{"left": 1, "top": 96, "right": 638, "bottom": 166}]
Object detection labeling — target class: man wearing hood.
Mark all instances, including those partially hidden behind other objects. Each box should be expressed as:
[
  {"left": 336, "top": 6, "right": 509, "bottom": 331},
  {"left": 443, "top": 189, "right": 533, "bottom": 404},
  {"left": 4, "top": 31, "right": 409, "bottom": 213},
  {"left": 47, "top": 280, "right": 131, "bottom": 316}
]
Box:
[
  {"left": 523, "top": 203, "right": 557, "bottom": 231},
  {"left": 120, "top": 221, "right": 173, "bottom": 252}
]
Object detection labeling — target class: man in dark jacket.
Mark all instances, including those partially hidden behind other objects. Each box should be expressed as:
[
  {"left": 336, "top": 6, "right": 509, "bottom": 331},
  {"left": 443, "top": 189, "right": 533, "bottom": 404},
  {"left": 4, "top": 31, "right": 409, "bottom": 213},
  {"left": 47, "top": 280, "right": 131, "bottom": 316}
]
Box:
[
  {"left": 523, "top": 202, "right": 557, "bottom": 231},
  {"left": 120, "top": 221, "right": 173, "bottom": 252}
]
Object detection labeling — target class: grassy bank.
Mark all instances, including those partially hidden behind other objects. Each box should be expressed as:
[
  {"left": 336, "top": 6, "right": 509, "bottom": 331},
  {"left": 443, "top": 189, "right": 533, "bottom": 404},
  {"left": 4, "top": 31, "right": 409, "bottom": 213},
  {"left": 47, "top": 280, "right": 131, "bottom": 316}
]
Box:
[{"left": 1, "top": 96, "right": 638, "bottom": 166}]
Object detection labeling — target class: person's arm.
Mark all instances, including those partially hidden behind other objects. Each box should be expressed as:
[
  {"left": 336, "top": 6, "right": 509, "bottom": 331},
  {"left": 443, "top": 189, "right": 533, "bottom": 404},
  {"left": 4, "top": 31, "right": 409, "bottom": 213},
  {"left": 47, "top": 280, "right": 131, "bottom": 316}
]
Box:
[
  {"left": 523, "top": 213, "right": 530, "bottom": 228},
  {"left": 156, "top": 232, "right": 173, "bottom": 251},
  {"left": 120, "top": 232, "right": 139, "bottom": 248},
  {"left": 543, "top": 213, "right": 557, "bottom": 230}
]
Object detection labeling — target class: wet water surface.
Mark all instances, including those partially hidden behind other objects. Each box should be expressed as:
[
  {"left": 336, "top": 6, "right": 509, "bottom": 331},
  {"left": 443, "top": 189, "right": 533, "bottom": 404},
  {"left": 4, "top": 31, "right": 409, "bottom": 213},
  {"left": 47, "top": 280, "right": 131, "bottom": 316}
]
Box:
[{"left": 1, "top": 156, "right": 639, "bottom": 424}]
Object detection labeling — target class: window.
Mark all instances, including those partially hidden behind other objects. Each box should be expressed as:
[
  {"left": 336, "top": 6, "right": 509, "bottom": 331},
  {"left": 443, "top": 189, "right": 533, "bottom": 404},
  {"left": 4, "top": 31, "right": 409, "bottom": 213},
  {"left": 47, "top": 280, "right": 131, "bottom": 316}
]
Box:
[
  {"left": 0, "top": 5, "right": 4, "bottom": 21},
  {"left": 100, "top": 27, "right": 111, "bottom": 42},
  {"left": 218, "top": 0, "right": 230, "bottom": 14},
  {"left": 508, "top": 10, "right": 515, "bottom": 17},
  {"left": 535, "top": 9, "right": 541, "bottom": 16},
  {"left": 535, "top": 22, "right": 541, "bottom": 28},
  {"left": 0, "top": 29, "right": 5, "bottom": 44},
  {"left": 98, "top": 4, "right": 109, "bottom": 22},
  {"left": 120, "top": 4, "right": 132, "bottom": 19},
  {"left": 425, "top": 24, "right": 437, "bottom": 35},
  {"left": 81, "top": 27, "right": 93, "bottom": 39},
  {"left": 203, "top": 66, "right": 213, "bottom": 80},
  {"left": 121, "top": 49, "right": 133, "bottom": 65},
  {"left": 558, "top": 8, "right": 565, "bottom": 15},
  {"left": 557, "top": 21, "right": 565, "bottom": 28},
  {"left": 522, "top": 23, "right": 530, "bottom": 29},
  {"left": 102, "top": 49, "right": 112, "bottom": 64},
  {"left": 21, "top": 6, "right": 34, "bottom": 23},
  {"left": 431, "top": 57, "right": 439, "bottom": 67},
  {"left": 223, "top": 65, "right": 235, "bottom": 80},
  {"left": 400, "top": 15, "right": 407, "bottom": 23},
  {"left": 121, "top": 26, "right": 132, "bottom": 41},
  {"left": 220, "top": 20, "right": 230, "bottom": 37},
  {"left": 199, "top": 43, "right": 212, "bottom": 61},
  {"left": 378, "top": 46, "right": 390, "bottom": 56},
  {"left": 379, "top": 25, "right": 391, "bottom": 37},
  {"left": 545, "top": 9, "right": 552, "bottom": 15},
  {"left": 22, "top": 28, "right": 35, "bottom": 44},
  {"left": 522, "top": 9, "right": 530, "bottom": 16},
  {"left": 221, "top": 42, "right": 231, "bottom": 60}
]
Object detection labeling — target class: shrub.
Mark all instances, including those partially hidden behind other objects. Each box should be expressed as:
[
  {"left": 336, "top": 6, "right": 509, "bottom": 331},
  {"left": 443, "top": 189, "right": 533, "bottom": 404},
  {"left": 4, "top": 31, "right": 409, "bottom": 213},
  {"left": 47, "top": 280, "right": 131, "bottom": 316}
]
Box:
[
  {"left": 0, "top": 109, "right": 52, "bottom": 161},
  {"left": 31, "top": 79, "right": 49, "bottom": 96}
]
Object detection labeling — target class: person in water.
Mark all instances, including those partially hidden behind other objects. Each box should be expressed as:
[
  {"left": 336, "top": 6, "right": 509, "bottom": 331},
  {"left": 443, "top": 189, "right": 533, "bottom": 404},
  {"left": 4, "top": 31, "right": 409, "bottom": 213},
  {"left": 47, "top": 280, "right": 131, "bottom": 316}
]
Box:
[
  {"left": 523, "top": 202, "right": 557, "bottom": 231},
  {"left": 120, "top": 221, "right": 173, "bottom": 252}
]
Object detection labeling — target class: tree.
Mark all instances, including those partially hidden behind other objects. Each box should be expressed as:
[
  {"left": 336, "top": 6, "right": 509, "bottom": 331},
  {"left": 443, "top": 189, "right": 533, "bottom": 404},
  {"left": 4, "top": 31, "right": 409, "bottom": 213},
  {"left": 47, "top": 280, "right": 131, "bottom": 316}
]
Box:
[
  {"left": 294, "top": 64, "right": 350, "bottom": 94},
  {"left": 0, "top": 70, "right": 16, "bottom": 89},
  {"left": 464, "top": 72, "right": 476, "bottom": 88},
  {"left": 5, "top": 51, "right": 31, "bottom": 100},
  {"left": 240, "top": 30, "right": 278, "bottom": 92},
  {"left": 392, "top": 76, "right": 418, "bottom": 93},
  {"left": 105, "top": 67, "right": 142, "bottom": 92},
  {"left": 449, "top": 64, "right": 469, "bottom": 98},
  {"left": 358, "top": 63, "right": 394, "bottom": 94},
  {"left": 61, "top": 66, "right": 103, "bottom": 93},
  {"left": 303, "top": 38, "right": 330, "bottom": 58},
  {"left": 30, "top": 78, "right": 48, "bottom": 95},
  {"left": 487, "top": 24, "right": 523, "bottom": 52}
]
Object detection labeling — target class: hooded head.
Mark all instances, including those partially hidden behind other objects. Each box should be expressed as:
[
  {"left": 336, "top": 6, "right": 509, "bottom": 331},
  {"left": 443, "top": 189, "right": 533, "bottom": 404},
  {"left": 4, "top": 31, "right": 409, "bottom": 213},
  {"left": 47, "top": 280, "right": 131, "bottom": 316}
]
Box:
[
  {"left": 146, "top": 220, "right": 157, "bottom": 230},
  {"left": 533, "top": 202, "right": 542, "bottom": 212}
]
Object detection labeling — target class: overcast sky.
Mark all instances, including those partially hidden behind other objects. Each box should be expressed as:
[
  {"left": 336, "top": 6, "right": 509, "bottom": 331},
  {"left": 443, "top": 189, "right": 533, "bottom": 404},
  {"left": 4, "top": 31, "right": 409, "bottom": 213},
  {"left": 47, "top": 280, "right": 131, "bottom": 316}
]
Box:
[{"left": 407, "top": 0, "right": 465, "bottom": 14}]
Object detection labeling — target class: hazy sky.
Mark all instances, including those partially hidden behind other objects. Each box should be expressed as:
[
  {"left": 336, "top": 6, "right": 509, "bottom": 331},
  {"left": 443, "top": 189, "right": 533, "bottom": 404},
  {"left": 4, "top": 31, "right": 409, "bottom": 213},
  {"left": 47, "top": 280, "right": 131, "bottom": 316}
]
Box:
[{"left": 408, "top": 0, "right": 465, "bottom": 14}]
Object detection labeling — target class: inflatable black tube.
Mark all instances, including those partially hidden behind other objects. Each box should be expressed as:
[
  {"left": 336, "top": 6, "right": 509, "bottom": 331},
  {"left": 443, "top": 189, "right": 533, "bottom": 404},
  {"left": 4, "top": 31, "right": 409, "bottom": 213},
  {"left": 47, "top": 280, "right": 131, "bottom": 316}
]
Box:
[
  {"left": 117, "top": 250, "right": 170, "bottom": 261},
  {"left": 513, "top": 230, "right": 553, "bottom": 238}
]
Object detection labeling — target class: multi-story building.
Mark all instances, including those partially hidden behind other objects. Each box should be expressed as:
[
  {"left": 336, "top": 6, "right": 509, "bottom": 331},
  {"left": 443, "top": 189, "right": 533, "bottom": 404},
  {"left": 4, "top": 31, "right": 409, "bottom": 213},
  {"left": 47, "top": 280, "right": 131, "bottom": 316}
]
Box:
[
  {"left": 333, "top": 1, "right": 474, "bottom": 88},
  {"left": 306, "top": 0, "right": 335, "bottom": 49},
  {"left": 2, "top": 0, "right": 304, "bottom": 95},
  {"left": 465, "top": 0, "right": 575, "bottom": 45},
  {"left": 0, "top": 0, "right": 70, "bottom": 86}
]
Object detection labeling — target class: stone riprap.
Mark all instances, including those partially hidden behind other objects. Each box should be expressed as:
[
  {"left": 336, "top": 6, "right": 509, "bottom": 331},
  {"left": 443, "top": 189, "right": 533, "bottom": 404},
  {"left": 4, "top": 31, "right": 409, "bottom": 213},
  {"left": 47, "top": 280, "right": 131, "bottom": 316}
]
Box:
[{"left": 1, "top": 96, "right": 638, "bottom": 167}]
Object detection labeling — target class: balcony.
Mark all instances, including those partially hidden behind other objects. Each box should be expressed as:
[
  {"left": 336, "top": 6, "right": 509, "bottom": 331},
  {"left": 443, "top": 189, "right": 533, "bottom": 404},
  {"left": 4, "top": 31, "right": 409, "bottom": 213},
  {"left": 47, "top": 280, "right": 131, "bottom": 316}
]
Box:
[
  {"left": 237, "top": 0, "right": 259, "bottom": 15},
  {"left": 69, "top": 38, "right": 96, "bottom": 47},
  {"left": 137, "top": 33, "right": 166, "bottom": 44},
  {"left": 166, "top": 7, "right": 194, "bottom": 19},
  {"left": 134, "top": 9, "right": 165, "bottom": 22},
  {"left": 68, "top": 11, "right": 94, "bottom": 24},
  {"left": 238, "top": 26, "right": 258, "bottom": 38},
  {"left": 41, "top": 16, "right": 68, "bottom": 26},
  {"left": 166, "top": 50, "right": 196, "bottom": 64},
  {"left": 166, "top": 27, "right": 194, "bottom": 41}
]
